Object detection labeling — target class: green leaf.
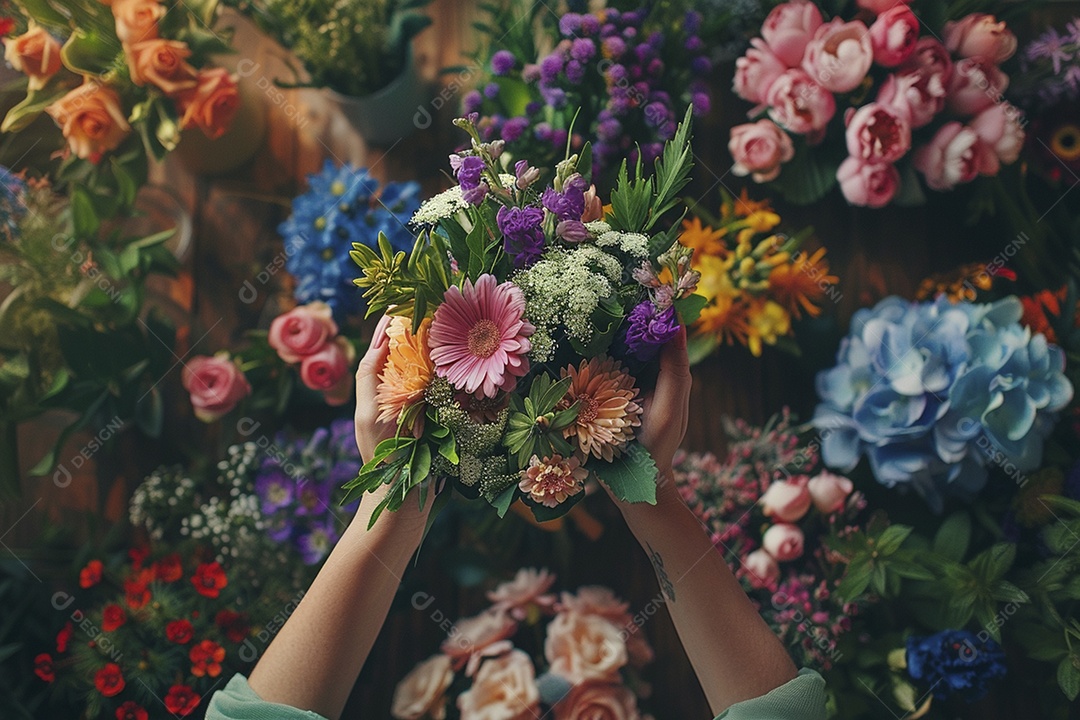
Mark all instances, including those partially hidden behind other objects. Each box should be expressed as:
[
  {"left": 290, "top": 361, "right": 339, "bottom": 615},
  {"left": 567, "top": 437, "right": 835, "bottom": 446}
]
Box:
[
  {"left": 673, "top": 293, "right": 708, "bottom": 327},
  {"left": 61, "top": 29, "right": 119, "bottom": 76},
  {"left": 134, "top": 386, "right": 164, "bottom": 437},
  {"left": 71, "top": 188, "right": 100, "bottom": 239},
  {"left": 969, "top": 543, "right": 1016, "bottom": 584},
  {"left": 592, "top": 442, "right": 657, "bottom": 504},
  {"left": 1058, "top": 656, "right": 1080, "bottom": 701},
  {"left": 768, "top": 134, "right": 841, "bottom": 206},
  {"left": 1039, "top": 495, "right": 1080, "bottom": 518},
  {"left": 491, "top": 484, "right": 515, "bottom": 518},
  {"left": 875, "top": 525, "right": 912, "bottom": 556},
  {"left": 1, "top": 84, "right": 69, "bottom": 134},
  {"left": 934, "top": 511, "right": 972, "bottom": 562},
  {"left": 183, "top": 0, "right": 219, "bottom": 28},
  {"left": 837, "top": 555, "right": 873, "bottom": 602},
  {"left": 990, "top": 580, "right": 1029, "bottom": 605}
]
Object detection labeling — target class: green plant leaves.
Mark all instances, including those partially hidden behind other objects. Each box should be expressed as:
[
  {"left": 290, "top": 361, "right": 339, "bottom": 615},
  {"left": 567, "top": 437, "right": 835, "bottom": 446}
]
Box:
[{"left": 591, "top": 442, "right": 656, "bottom": 504}]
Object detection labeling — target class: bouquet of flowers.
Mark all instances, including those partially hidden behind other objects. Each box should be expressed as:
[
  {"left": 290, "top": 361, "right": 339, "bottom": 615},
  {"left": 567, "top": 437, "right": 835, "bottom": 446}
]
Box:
[
  {"left": 680, "top": 191, "right": 838, "bottom": 360},
  {"left": 392, "top": 568, "right": 653, "bottom": 720},
  {"left": 345, "top": 110, "right": 705, "bottom": 524},
  {"left": 1, "top": 0, "right": 237, "bottom": 229},
  {"left": 728, "top": 0, "right": 1025, "bottom": 207}
]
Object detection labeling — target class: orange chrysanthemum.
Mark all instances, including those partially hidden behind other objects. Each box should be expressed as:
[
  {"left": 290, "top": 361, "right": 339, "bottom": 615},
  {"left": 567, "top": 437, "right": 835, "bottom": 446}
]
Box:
[
  {"left": 768, "top": 246, "right": 838, "bottom": 320},
  {"left": 727, "top": 189, "right": 776, "bottom": 221},
  {"left": 692, "top": 255, "right": 750, "bottom": 346},
  {"left": 679, "top": 216, "right": 728, "bottom": 257},
  {"left": 560, "top": 357, "right": 642, "bottom": 461},
  {"left": 376, "top": 316, "right": 435, "bottom": 425}
]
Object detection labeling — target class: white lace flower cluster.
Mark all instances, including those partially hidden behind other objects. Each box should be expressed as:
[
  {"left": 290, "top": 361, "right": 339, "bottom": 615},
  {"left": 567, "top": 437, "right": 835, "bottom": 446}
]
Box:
[
  {"left": 411, "top": 186, "right": 469, "bottom": 225},
  {"left": 129, "top": 467, "right": 198, "bottom": 542},
  {"left": 586, "top": 221, "right": 650, "bottom": 258}
]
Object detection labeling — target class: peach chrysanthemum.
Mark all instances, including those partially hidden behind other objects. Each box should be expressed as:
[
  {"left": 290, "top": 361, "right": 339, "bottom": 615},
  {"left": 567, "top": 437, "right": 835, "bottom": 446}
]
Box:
[
  {"left": 376, "top": 316, "right": 434, "bottom": 425},
  {"left": 767, "top": 246, "right": 838, "bottom": 319},
  {"left": 518, "top": 455, "right": 587, "bottom": 508},
  {"left": 559, "top": 357, "right": 642, "bottom": 461}
]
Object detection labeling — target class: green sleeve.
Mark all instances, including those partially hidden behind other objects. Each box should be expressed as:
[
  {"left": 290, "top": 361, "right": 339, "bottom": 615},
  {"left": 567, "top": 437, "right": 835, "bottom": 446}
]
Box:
[
  {"left": 205, "top": 674, "right": 329, "bottom": 720},
  {"left": 714, "top": 669, "right": 827, "bottom": 720}
]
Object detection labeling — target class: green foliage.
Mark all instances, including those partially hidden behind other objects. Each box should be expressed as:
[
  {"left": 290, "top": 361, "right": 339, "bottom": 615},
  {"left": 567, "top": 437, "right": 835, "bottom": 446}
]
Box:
[
  {"left": 351, "top": 230, "right": 451, "bottom": 332},
  {"left": 505, "top": 375, "right": 578, "bottom": 468},
  {"left": 589, "top": 442, "right": 657, "bottom": 504}
]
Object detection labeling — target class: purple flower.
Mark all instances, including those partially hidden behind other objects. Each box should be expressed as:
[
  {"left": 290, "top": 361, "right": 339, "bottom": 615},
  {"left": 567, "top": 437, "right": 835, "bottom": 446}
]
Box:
[
  {"left": 297, "top": 521, "right": 340, "bottom": 565},
  {"left": 685, "top": 36, "right": 704, "bottom": 53},
  {"left": 565, "top": 60, "right": 585, "bottom": 84},
  {"left": 559, "top": 13, "right": 581, "bottom": 36},
  {"left": 255, "top": 466, "right": 295, "bottom": 514},
  {"left": 685, "top": 10, "right": 702, "bottom": 34},
  {"left": 525, "top": 100, "right": 542, "bottom": 115},
  {"left": 462, "top": 183, "right": 489, "bottom": 205},
  {"left": 483, "top": 82, "right": 500, "bottom": 99},
  {"left": 452, "top": 154, "right": 485, "bottom": 189},
  {"left": 556, "top": 219, "right": 590, "bottom": 242},
  {"left": 540, "top": 54, "right": 564, "bottom": 83},
  {"left": 551, "top": 128, "right": 569, "bottom": 150},
  {"left": 540, "top": 85, "right": 567, "bottom": 107},
  {"left": 692, "top": 56, "right": 712, "bottom": 76},
  {"left": 522, "top": 63, "right": 541, "bottom": 82},
  {"left": 491, "top": 49, "right": 516, "bottom": 76},
  {"left": 265, "top": 515, "right": 294, "bottom": 543},
  {"left": 602, "top": 37, "right": 627, "bottom": 58},
  {"left": 581, "top": 15, "right": 600, "bottom": 35},
  {"left": 625, "top": 301, "right": 680, "bottom": 360},
  {"left": 541, "top": 174, "right": 586, "bottom": 220},
  {"left": 514, "top": 159, "right": 540, "bottom": 188},
  {"left": 496, "top": 205, "right": 545, "bottom": 267},
  {"left": 597, "top": 114, "right": 621, "bottom": 141},
  {"left": 570, "top": 38, "right": 596, "bottom": 63},
  {"left": 692, "top": 91, "right": 711, "bottom": 116},
  {"left": 534, "top": 122, "right": 554, "bottom": 142},
  {"left": 295, "top": 478, "right": 331, "bottom": 517},
  {"left": 501, "top": 116, "right": 529, "bottom": 143}
]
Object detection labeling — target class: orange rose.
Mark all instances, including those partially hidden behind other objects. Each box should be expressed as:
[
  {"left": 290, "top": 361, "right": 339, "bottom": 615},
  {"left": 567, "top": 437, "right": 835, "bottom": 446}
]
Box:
[
  {"left": 111, "top": 0, "right": 163, "bottom": 44},
  {"left": 45, "top": 81, "right": 131, "bottom": 161},
  {"left": 391, "top": 654, "right": 454, "bottom": 720},
  {"left": 177, "top": 68, "right": 239, "bottom": 140},
  {"left": 125, "top": 39, "right": 198, "bottom": 96},
  {"left": 554, "top": 683, "right": 642, "bottom": 720},
  {"left": 3, "top": 26, "right": 62, "bottom": 91}
]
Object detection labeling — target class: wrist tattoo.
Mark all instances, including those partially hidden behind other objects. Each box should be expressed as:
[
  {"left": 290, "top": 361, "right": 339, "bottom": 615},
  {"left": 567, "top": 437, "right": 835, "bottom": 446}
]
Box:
[{"left": 647, "top": 542, "right": 676, "bottom": 602}]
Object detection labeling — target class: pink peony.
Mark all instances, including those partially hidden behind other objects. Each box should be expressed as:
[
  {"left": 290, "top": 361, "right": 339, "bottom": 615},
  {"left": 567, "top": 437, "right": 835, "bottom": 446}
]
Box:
[
  {"left": 944, "top": 13, "right": 1017, "bottom": 63},
  {"left": 441, "top": 609, "right": 517, "bottom": 677},
  {"left": 857, "top": 0, "right": 911, "bottom": 13},
  {"left": 905, "top": 37, "right": 954, "bottom": 85},
  {"left": 300, "top": 336, "right": 354, "bottom": 392},
  {"left": 947, "top": 57, "right": 1009, "bottom": 117},
  {"left": 487, "top": 568, "right": 557, "bottom": 620},
  {"left": 802, "top": 19, "right": 874, "bottom": 94},
  {"left": 761, "top": 1, "right": 823, "bottom": 67},
  {"left": 391, "top": 654, "right": 454, "bottom": 720},
  {"left": 553, "top": 682, "right": 642, "bottom": 720},
  {"left": 759, "top": 478, "right": 812, "bottom": 522},
  {"left": 182, "top": 354, "right": 251, "bottom": 422},
  {"left": 456, "top": 650, "right": 539, "bottom": 720},
  {"left": 766, "top": 69, "right": 836, "bottom": 136},
  {"left": 729, "top": 119, "right": 794, "bottom": 182},
  {"left": 429, "top": 274, "right": 534, "bottom": 399},
  {"left": 807, "top": 471, "right": 854, "bottom": 514},
  {"left": 913, "top": 122, "right": 988, "bottom": 190},
  {"left": 869, "top": 5, "right": 919, "bottom": 67},
  {"left": 268, "top": 302, "right": 338, "bottom": 363},
  {"left": 878, "top": 70, "right": 946, "bottom": 129},
  {"left": 734, "top": 39, "right": 787, "bottom": 106},
  {"left": 970, "top": 103, "right": 1025, "bottom": 174},
  {"left": 837, "top": 157, "right": 900, "bottom": 208},
  {"left": 742, "top": 549, "right": 781, "bottom": 589},
  {"left": 545, "top": 611, "right": 628, "bottom": 685},
  {"left": 762, "top": 523, "right": 804, "bottom": 562},
  {"left": 845, "top": 103, "right": 911, "bottom": 165}
]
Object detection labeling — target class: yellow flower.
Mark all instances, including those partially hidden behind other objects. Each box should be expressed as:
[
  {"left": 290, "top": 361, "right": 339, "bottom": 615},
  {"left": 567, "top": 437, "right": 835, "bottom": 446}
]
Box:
[
  {"left": 746, "top": 299, "right": 791, "bottom": 356},
  {"left": 692, "top": 255, "right": 750, "bottom": 347},
  {"left": 768, "top": 246, "right": 838, "bottom": 319}
]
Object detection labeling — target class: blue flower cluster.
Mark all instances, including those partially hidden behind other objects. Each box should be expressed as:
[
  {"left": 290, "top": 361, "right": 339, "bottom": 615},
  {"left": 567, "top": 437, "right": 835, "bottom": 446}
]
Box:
[
  {"left": 906, "top": 629, "right": 1007, "bottom": 700},
  {"left": 254, "top": 418, "right": 361, "bottom": 564},
  {"left": 814, "top": 296, "right": 1073, "bottom": 511},
  {"left": 0, "top": 166, "right": 26, "bottom": 240},
  {"left": 279, "top": 161, "right": 421, "bottom": 320}
]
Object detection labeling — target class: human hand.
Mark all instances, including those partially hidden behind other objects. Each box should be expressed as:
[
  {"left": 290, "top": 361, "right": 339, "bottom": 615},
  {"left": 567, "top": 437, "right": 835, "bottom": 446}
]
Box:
[
  {"left": 354, "top": 314, "right": 394, "bottom": 464},
  {"left": 636, "top": 326, "right": 692, "bottom": 485}
]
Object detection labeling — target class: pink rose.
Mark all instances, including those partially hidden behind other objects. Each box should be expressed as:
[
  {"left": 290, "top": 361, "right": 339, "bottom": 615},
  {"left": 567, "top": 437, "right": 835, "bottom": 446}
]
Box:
[
  {"left": 545, "top": 611, "right": 627, "bottom": 685},
  {"left": 837, "top": 157, "right": 900, "bottom": 208},
  {"left": 741, "top": 549, "right": 781, "bottom": 589},
  {"left": 913, "top": 122, "right": 989, "bottom": 190},
  {"left": 487, "top": 568, "right": 557, "bottom": 620},
  {"left": 766, "top": 69, "right": 836, "bottom": 136},
  {"left": 457, "top": 650, "right": 539, "bottom": 720},
  {"left": 177, "top": 67, "right": 240, "bottom": 140},
  {"left": 944, "top": 13, "right": 1017, "bottom": 63},
  {"left": 734, "top": 39, "right": 787, "bottom": 105},
  {"left": 761, "top": 1, "right": 823, "bottom": 67},
  {"left": 554, "top": 683, "right": 642, "bottom": 720},
  {"left": 970, "top": 103, "right": 1025, "bottom": 174},
  {"left": 878, "top": 71, "right": 945, "bottom": 129},
  {"left": 845, "top": 103, "right": 911, "bottom": 164},
  {"left": 319, "top": 338, "right": 357, "bottom": 407},
  {"left": 762, "top": 523, "right": 804, "bottom": 562},
  {"left": 558, "top": 587, "right": 632, "bottom": 627},
  {"left": 182, "top": 354, "right": 251, "bottom": 422},
  {"left": 802, "top": 19, "right": 874, "bottom": 94},
  {"left": 441, "top": 609, "right": 517, "bottom": 677},
  {"left": 299, "top": 336, "right": 354, "bottom": 392},
  {"left": 268, "top": 302, "right": 338, "bottom": 363},
  {"left": 807, "top": 471, "right": 855, "bottom": 513},
  {"left": 947, "top": 57, "right": 1009, "bottom": 117},
  {"left": 729, "top": 119, "right": 794, "bottom": 182},
  {"left": 759, "top": 478, "right": 811, "bottom": 522},
  {"left": 3, "top": 26, "right": 62, "bottom": 91},
  {"left": 869, "top": 6, "right": 919, "bottom": 68},
  {"left": 857, "top": 0, "right": 911, "bottom": 13},
  {"left": 45, "top": 81, "right": 131, "bottom": 161},
  {"left": 391, "top": 654, "right": 454, "bottom": 720},
  {"left": 906, "top": 37, "right": 954, "bottom": 84},
  {"left": 111, "top": 0, "right": 164, "bottom": 44}
]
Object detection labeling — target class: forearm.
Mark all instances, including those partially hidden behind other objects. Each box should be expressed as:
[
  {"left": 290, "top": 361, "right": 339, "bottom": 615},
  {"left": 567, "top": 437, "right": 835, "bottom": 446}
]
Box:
[
  {"left": 620, "top": 477, "right": 797, "bottom": 715},
  {"left": 248, "top": 489, "right": 429, "bottom": 719}
]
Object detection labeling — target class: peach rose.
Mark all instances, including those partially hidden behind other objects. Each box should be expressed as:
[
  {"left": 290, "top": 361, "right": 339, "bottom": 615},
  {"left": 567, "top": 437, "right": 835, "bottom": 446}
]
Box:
[
  {"left": 837, "top": 157, "right": 900, "bottom": 208},
  {"left": 125, "top": 39, "right": 198, "bottom": 96},
  {"left": 177, "top": 68, "right": 240, "bottom": 140},
  {"left": 181, "top": 354, "right": 251, "bottom": 422},
  {"left": 970, "top": 102, "right": 1025, "bottom": 173},
  {"left": 947, "top": 57, "right": 1009, "bottom": 117},
  {"left": 391, "top": 654, "right": 454, "bottom": 720},
  {"left": 741, "top": 548, "right": 781, "bottom": 589},
  {"left": 807, "top": 471, "right": 855, "bottom": 514},
  {"left": 761, "top": 1, "right": 823, "bottom": 67},
  {"left": 857, "top": 0, "right": 911, "bottom": 13},
  {"left": 554, "top": 683, "right": 641, "bottom": 720},
  {"left": 869, "top": 5, "right": 919, "bottom": 68},
  {"left": 845, "top": 102, "right": 911, "bottom": 165},
  {"left": 802, "top": 19, "right": 874, "bottom": 94},
  {"left": 457, "top": 650, "right": 539, "bottom": 720},
  {"left": 545, "top": 611, "right": 627, "bottom": 685},
  {"left": 3, "top": 26, "right": 62, "bottom": 91},
  {"left": 762, "top": 523, "right": 804, "bottom": 562},
  {"left": 442, "top": 609, "right": 517, "bottom": 677},
  {"left": 111, "top": 0, "right": 164, "bottom": 44},
  {"left": 913, "top": 122, "right": 987, "bottom": 190},
  {"left": 944, "top": 13, "right": 1017, "bottom": 64},
  {"left": 488, "top": 568, "right": 557, "bottom": 620},
  {"left": 268, "top": 302, "right": 338, "bottom": 364},
  {"left": 734, "top": 38, "right": 787, "bottom": 106},
  {"left": 766, "top": 69, "right": 836, "bottom": 136},
  {"left": 46, "top": 81, "right": 131, "bottom": 161},
  {"left": 300, "top": 336, "right": 354, "bottom": 392},
  {"left": 557, "top": 587, "right": 631, "bottom": 627},
  {"left": 760, "top": 478, "right": 812, "bottom": 522},
  {"left": 729, "top": 119, "right": 795, "bottom": 182}
]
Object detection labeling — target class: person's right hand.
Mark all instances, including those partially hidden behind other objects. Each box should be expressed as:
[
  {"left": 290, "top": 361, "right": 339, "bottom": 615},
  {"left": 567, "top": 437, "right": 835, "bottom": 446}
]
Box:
[
  {"left": 636, "top": 326, "right": 692, "bottom": 487},
  {"left": 354, "top": 314, "right": 394, "bottom": 465}
]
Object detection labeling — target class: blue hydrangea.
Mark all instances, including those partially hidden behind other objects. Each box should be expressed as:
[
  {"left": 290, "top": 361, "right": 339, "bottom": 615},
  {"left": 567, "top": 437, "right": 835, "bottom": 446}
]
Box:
[
  {"left": 814, "top": 296, "right": 1073, "bottom": 511},
  {"left": 906, "top": 629, "right": 1007, "bottom": 700},
  {"left": 279, "top": 161, "right": 421, "bottom": 320},
  {"left": 0, "top": 166, "right": 26, "bottom": 240}
]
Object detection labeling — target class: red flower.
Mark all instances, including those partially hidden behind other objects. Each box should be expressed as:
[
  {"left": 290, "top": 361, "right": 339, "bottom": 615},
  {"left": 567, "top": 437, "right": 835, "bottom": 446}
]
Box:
[
  {"left": 102, "top": 604, "right": 126, "bottom": 632},
  {"left": 163, "top": 684, "right": 201, "bottom": 716},
  {"left": 153, "top": 554, "right": 184, "bottom": 583},
  {"left": 165, "top": 619, "right": 194, "bottom": 644},
  {"left": 189, "top": 639, "right": 225, "bottom": 678},
  {"left": 56, "top": 622, "right": 73, "bottom": 653},
  {"left": 33, "top": 653, "right": 54, "bottom": 683},
  {"left": 214, "top": 609, "right": 250, "bottom": 643},
  {"left": 94, "top": 662, "right": 125, "bottom": 697},
  {"left": 124, "top": 568, "right": 153, "bottom": 609},
  {"left": 128, "top": 545, "right": 150, "bottom": 569},
  {"left": 190, "top": 561, "right": 227, "bottom": 598},
  {"left": 79, "top": 559, "right": 104, "bottom": 589},
  {"left": 115, "top": 701, "right": 148, "bottom": 720}
]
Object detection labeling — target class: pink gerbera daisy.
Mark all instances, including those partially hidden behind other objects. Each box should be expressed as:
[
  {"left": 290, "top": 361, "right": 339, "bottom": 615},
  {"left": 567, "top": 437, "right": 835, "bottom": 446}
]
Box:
[{"left": 429, "top": 274, "right": 534, "bottom": 399}]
